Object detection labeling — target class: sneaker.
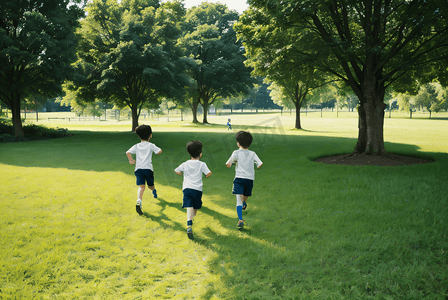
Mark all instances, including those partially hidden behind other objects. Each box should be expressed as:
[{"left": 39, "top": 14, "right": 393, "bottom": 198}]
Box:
[
  {"left": 187, "top": 226, "right": 194, "bottom": 240},
  {"left": 136, "top": 200, "right": 143, "bottom": 215},
  {"left": 152, "top": 189, "right": 157, "bottom": 199},
  {"left": 242, "top": 201, "right": 247, "bottom": 211},
  {"left": 237, "top": 220, "right": 244, "bottom": 229}
]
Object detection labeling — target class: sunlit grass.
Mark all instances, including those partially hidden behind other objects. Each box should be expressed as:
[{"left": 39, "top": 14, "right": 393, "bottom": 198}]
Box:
[{"left": 1, "top": 115, "right": 447, "bottom": 299}]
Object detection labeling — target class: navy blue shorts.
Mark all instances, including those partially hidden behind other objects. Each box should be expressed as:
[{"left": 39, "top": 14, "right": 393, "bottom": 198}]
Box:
[
  {"left": 135, "top": 169, "right": 154, "bottom": 186},
  {"left": 232, "top": 178, "right": 254, "bottom": 196},
  {"left": 182, "top": 188, "right": 203, "bottom": 209}
]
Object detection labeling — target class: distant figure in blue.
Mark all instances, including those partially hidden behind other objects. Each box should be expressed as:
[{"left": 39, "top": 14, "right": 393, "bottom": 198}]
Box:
[{"left": 227, "top": 118, "right": 232, "bottom": 130}]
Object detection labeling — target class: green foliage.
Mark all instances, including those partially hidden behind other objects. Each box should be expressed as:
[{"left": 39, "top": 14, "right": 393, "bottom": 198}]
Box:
[
  {"left": 236, "top": 5, "right": 335, "bottom": 128},
  {"left": 395, "top": 81, "right": 448, "bottom": 117},
  {"left": 178, "top": 2, "right": 254, "bottom": 123},
  {"left": 0, "top": 0, "right": 84, "bottom": 136},
  {"left": 238, "top": 0, "right": 448, "bottom": 152},
  {"left": 245, "top": 80, "right": 280, "bottom": 110},
  {"left": 70, "top": 0, "right": 187, "bottom": 130},
  {"left": 0, "top": 118, "right": 69, "bottom": 142}
]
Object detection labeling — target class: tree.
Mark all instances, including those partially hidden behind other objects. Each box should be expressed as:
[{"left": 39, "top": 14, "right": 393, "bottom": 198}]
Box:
[
  {"left": 245, "top": 79, "right": 281, "bottom": 111},
  {"left": 395, "top": 81, "right": 448, "bottom": 118},
  {"left": 240, "top": 0, "right": 448, "bottom": 155},
  {"left": 0, "top": 0, "right": 84, "bottom": 136},
  {"left": 69, "top": 0, "right": 187, "bottom": 131},
  {"left": 396, "top": 92, "right": 417, "bottom": 118},
  {"left": 414, "top": 82, "right": 447, "bottom": 118},
  {"left": 236, "top": 6, "right": 333, "bottom": 129},
  {"left": 179, "top": 2, "right": 254, "bottom": 123}
]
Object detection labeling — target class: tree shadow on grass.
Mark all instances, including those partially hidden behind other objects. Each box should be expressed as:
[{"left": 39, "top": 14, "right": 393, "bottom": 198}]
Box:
[
  {"left": 2, "top": 130, "right": 448, "bottom": 298},
  {"left": 1, "top": 128, "right": 441, "bottom": 173},
  {"left": 138, "top": 196, "right": 300, "bottom": 298}
]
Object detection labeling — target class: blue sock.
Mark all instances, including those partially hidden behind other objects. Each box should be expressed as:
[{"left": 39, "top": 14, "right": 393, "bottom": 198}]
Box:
[
  {"left": 237, "top": 205, "right": 243, "bottom": 220},
  {"left": 187, "top": 220, "right": 193, "bottom": 227}
]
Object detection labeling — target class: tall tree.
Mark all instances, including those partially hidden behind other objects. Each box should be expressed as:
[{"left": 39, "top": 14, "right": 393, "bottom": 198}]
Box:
[
  {"left": 236, "top": 6, "right": 332, "bottom": 129},
  {"left": 240, "top": 0, "right": 448, "bottom": 155},
  {"left": 69, "top": 0, "right": 187, "bottom": 131},
  {"left": 0, "top": 0, "right": 84, "bottom": 136},
  {"left": 179, "top": 3, "right": 254, "bottom": 123}
]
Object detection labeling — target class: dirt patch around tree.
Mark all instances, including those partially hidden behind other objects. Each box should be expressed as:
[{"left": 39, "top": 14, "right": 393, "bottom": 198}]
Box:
[{"left": 315, "top": 153, "right": 433, "bottom": 167}]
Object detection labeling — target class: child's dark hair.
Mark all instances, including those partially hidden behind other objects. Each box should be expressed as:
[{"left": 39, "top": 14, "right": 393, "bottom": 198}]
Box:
[
  {"left": 135, "top": 124, "right": 152, "bottom": 141},
  {"left": 186, "top": 140, "right": 203, "bottom": 158},
  {"left": 236, "top": 131, "right": 252, "bottom": 148}
]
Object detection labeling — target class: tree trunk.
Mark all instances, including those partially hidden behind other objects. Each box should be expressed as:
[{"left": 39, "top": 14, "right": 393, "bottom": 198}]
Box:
[
  {"left": 354, "top": 105, "right": 367, "bottom": 153},
  {"left": 35, "top": 102, "right": 39, "bottom": 122},
  {"left": 364, "top": 100, "right": 386, "bottom": 155},
  {"left": 191, "top": 101, "right": 199, "bottom": 123},
  {"left": 294, "top": 102, "right": 302, "bottom": 129},
  {"left": 354, "top": 95, "right": 387, "bottom": 155},
  {"left": 202, "top": 102, "right": 208, "bottom": 123},
  {"left": 131, "top": 106, "right": 139, "bottom": 131},
  {"left": 11, "top": 93, "right": 24, "bottom": 137}
]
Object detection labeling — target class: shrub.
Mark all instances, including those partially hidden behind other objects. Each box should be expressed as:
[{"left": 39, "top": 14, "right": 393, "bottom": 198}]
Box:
[{"left": 0, "top": 118, "right": 70, "bottom": 142}]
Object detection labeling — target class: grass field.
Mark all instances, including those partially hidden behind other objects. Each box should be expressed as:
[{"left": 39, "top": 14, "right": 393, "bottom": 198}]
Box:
[{"left": 1, "top": 113, "right": 447, "bottom": 299}]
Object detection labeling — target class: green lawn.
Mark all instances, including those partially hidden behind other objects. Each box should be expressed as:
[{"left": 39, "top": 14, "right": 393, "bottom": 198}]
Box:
[{"left": 1, "top": 114, "right": 447, "bottom": 299}]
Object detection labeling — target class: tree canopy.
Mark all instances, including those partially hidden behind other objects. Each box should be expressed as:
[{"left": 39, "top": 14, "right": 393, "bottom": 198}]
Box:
[
  {"left": 239, "top": 0, "right": 448, "bottom": 154},
  {"left": 0, "top": 0, "right": 84, "bottom": 136},
  {"left": 178, "top": 2, "right": 254, "bottom": 123},
  {"left": 236, "top": 6, "right": 333, "bottom": 129},
  {"left": 68, "top": 0, "right": 187, "bottom": 131}
]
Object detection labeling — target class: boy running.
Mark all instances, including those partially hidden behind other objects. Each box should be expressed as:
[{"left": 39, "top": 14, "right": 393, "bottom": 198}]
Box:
[
  {"left": 175, "top": 140, "right": 212, "bottom": 239},
  {"left": 226, "top": 131, "right": 263, "bottom": 229},
  {"left": 126, "top": 124, "right": 162, "bottom": 215}
]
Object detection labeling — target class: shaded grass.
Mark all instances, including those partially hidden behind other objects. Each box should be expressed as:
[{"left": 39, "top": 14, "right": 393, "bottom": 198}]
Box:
[{"left": 0, "top": 120, "right": 448, "bottom": 299}]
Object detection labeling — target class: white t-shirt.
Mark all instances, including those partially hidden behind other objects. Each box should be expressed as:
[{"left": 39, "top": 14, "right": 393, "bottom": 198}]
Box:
[
  {"left": 226, "top": 149, "right": 262, "bottom": 180},
  {"left": 175, "top": 160, "right": 211, "bottom": 192},
  {"left": 127, "top": 141, "right": 161, "bottom": 171}
]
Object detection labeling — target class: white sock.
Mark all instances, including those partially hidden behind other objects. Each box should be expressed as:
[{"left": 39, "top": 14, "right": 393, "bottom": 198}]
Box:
[
  {"left": 187, "top": 207, "right": 195, "bottom": 221},
  {"left": 236, "top": 194, "right": 243, "bottom": 206},
  {"left": 138, "top": 187, "right": 144, "bottom": 200}
]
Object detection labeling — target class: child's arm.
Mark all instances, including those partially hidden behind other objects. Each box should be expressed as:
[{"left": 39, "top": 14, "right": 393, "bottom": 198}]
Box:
[
  {"left": 205, "top": 171, "right": 212, "bottom": 177},
  {"left": 254, "top": 153, "right": 263, "bottom": 169},
  {"left": 226, "top": 152, "right": 236, "bottom": 168},
  {"left": 174, "top": 163, "right": 183, "bottom": 175},
  {"left": 156, "top": 150, "right": 162, "bottom": 155},
  {"left": 126, "top": 152, "right": 135, "bottom": 164}
]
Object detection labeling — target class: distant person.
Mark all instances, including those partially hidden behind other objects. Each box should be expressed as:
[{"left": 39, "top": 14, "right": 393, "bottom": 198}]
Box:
[
  {"left": 126, "top": 124, "right": 162, "bottom": 215},
  {"left": 175, "top": 140, "right": 212, "bottom": 239},
  {"left": 227, "top": 118, "right": 232, "bottom": 130},
  {"left": 226, "top": 131, "right": 263, "bottom": 229}
]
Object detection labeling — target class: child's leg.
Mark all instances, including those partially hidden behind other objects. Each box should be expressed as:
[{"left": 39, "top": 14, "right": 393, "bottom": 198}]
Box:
[
  {"left": 187, "top": 207, "right": 195, "bottom": 226},
  {"left": 138, "top": 185, "right": 145, "bottom": 200},
  {"left": 136, "top": 185, "right": 145, "bottom": 215},
  {"left": 236, "top": 194, "right": 243, "bottom": 221},
  {"left": 242, "top": 196, "right": 248, "bottom": 210},
  {"left": 186, "top": 207, "right": 195, "bottom": 239},
  {"left": 148, "top": 185, "right": 157, "bottom": 198}
]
